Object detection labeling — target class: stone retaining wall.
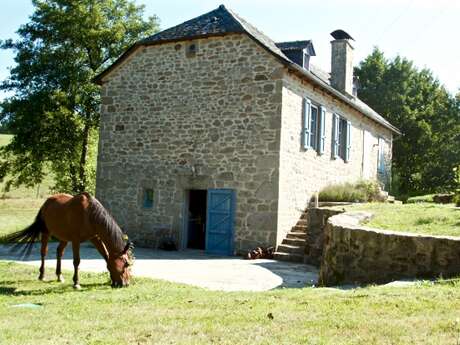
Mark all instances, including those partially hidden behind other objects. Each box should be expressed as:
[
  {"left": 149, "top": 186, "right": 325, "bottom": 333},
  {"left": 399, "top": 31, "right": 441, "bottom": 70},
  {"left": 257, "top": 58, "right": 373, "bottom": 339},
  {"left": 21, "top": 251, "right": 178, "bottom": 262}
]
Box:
[
  {"left": 319, "top": 212, "right": 460, "bottom": 286},
  {"left": 305, "top": 207, "right": 344, "bottom": 266}
]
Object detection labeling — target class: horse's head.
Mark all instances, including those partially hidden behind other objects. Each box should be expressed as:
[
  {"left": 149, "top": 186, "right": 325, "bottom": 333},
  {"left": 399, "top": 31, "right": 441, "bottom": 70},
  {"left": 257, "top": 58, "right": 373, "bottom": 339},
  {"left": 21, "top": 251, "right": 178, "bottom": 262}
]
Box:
[{"left": 108, "top": 241, "right": 134, "bottom": 288}]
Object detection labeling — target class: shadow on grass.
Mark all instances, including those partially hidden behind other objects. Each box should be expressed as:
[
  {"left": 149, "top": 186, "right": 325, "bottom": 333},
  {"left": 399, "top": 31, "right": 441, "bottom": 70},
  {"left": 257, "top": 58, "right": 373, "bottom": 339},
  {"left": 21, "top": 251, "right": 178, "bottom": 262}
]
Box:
[{"left": 0, "top": 281, "right": 110, "bottom": 296}]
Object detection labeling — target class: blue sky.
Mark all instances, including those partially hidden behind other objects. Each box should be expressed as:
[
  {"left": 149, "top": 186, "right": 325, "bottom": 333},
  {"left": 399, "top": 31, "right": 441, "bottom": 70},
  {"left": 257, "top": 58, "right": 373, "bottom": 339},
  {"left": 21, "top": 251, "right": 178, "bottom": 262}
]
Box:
[{"left": 1, "top": 0, "right": 459, "bottom": 100}]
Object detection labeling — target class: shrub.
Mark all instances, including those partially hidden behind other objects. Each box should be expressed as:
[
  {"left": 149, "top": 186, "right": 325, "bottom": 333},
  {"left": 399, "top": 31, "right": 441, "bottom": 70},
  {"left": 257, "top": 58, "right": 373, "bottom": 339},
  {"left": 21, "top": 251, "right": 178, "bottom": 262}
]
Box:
[
  {"left": 318, "top": 180, "right": 383, "bottom": 203},
  {"left": 453, "top": 166, "right": 460, "bottom": 207},
  {"left": 454, "top": 194, "right": 460, "bottom": 207},
  {"left": 406, "top": 194, "right": 435, "bottom": 204}
]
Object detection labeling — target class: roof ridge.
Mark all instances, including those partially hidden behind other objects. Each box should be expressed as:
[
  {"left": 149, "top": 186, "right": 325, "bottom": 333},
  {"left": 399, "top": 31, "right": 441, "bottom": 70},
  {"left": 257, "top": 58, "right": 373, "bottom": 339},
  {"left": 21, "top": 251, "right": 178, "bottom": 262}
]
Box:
[{"left": 140, "top": 5, "right": 244, "bottom": 45}]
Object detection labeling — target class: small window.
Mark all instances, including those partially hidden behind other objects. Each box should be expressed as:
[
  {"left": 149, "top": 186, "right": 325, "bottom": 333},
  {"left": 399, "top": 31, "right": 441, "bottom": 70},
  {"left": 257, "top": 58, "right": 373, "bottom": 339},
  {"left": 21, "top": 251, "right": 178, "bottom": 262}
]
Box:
[
  {"left": 143, "top": 189, "right": 154, "bottom": 208},
  {"left": 338, "top": 118, "right": 347, "bottom": 158},
  {"left": 310, "top": 105, "right": 319, "bottom": 150},
  {"left": 303, "top": 52, "right": 310, "bottom": 70},
  {"left": 332, "top": 114, "right": 351, "bottom": 161},
  {"left": 186, "top": 42, "right": 198, "bottom": 57}
]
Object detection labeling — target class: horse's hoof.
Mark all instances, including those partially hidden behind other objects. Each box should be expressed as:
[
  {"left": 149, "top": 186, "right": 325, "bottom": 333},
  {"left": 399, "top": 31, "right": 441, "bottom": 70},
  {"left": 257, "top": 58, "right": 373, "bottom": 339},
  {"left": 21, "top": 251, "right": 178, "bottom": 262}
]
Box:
[
  {"left": 38, "top": 275, "right": 45, "bottom": 281},
  {"left": 57, "top": 276, "right": 65, "bottom": 283},
  {"left": 73, "top": 284, "right": 81, "bottom": 290}
]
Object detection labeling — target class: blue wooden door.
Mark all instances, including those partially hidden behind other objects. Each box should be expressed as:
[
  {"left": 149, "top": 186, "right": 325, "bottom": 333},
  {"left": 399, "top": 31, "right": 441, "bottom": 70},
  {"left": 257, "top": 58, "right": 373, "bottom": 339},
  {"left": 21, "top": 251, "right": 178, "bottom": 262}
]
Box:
[{"left": 205, "top": 189, "right": 235, "bottom": 256}]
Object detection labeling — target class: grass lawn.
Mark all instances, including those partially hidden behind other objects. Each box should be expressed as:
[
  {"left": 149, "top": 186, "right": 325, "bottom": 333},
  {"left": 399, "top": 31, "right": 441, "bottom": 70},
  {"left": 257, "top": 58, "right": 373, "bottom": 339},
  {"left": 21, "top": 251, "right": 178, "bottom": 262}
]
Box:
[
  {"left": 343, "top": 202, "right": 460, "bottom": 237},
  {"left": 0, "top": 134, "right": 12, "bottom": 147},
  {"left": 0, "top": 198, "right": 44, "bottom": 238},
  {"left": 0, "top": 261, "right": 460, "bottom": 345}
]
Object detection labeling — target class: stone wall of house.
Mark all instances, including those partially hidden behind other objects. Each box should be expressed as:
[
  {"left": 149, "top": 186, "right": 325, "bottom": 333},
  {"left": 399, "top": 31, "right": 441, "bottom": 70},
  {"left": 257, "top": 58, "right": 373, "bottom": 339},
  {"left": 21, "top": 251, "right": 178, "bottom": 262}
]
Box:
[
  {"left": 96, "top": 34, "right": 284, "bottom": 252},
  {"left": 276, "top": 73, "right": 393, "bottom": 246},
  {"left": 319, "top": 212, "right": 460, "bottom": 286}
]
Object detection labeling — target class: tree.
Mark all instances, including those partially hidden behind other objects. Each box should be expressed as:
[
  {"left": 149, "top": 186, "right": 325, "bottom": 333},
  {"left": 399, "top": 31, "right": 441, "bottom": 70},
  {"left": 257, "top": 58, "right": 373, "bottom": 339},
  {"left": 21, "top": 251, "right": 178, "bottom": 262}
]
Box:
[
  {"left": 355, "top": 48, "right": 460, "bottom": 196},
  {"left": 0, "top": 0, "right": 159, "bottom": 193}
]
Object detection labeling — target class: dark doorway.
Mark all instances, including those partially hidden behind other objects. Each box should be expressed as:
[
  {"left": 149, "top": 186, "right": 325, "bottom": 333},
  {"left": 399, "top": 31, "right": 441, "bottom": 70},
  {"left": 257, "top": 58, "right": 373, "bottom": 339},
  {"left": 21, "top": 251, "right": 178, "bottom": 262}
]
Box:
[{"left": 187, "top": 190, "right": 207, "bottom": 250}]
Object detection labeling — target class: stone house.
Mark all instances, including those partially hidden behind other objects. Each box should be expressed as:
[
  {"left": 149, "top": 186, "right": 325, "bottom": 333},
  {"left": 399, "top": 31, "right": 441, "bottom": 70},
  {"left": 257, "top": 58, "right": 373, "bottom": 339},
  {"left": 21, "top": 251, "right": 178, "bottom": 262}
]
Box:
[{"left": 94, "top": 5, "right": 399, "bottom": 256}]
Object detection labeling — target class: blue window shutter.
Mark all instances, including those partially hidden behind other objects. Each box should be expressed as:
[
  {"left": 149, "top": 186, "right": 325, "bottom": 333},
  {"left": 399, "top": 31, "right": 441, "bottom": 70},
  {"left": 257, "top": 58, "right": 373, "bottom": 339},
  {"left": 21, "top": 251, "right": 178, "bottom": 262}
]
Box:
[
  {"left": 332, "top": 114, "right": 340, "bottom": 159},
  {"left": 318, "top": 106, "right": 326, "bottom": 155},
  {"left": 302, "top": 98, "right": 312, "bottom": 149},
  {"left": 345, "top": 120, "right": 351, "bottom": 162}
]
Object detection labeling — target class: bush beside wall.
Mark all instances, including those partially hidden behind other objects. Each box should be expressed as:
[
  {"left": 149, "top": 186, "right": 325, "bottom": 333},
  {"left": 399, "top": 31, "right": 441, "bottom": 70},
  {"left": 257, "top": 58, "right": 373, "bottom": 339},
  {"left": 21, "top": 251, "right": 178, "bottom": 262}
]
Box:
[{"left": 318, "top": 180, "right": 384, "bottom": 203}]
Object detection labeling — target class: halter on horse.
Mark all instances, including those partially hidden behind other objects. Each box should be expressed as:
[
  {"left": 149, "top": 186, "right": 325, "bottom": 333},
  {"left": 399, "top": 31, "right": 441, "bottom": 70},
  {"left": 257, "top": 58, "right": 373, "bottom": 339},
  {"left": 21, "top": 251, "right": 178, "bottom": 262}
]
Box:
[{"left": 2, "top": 192, "right": 133, "bottom": 288}]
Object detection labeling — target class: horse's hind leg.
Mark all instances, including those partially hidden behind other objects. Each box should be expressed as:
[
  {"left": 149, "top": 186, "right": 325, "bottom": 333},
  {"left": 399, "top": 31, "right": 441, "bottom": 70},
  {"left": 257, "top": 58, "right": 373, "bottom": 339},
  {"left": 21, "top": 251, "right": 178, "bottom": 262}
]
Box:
[
  {"left": 38, "top": 232, "right": 49, "bottom": 281},
  {"left": 71, "top": 241, "right": 81, "bottom": 289},
  {"left": 56, "top": 241, "right": 68, "bottom": 282}
]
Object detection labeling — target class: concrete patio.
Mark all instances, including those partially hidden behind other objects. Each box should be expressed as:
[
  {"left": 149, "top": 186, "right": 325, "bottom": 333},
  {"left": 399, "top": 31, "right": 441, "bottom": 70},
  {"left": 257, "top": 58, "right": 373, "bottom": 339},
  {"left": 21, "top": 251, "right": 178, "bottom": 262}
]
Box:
[{"left": 0, "top": 243, "right": 318, "bottom": 292}]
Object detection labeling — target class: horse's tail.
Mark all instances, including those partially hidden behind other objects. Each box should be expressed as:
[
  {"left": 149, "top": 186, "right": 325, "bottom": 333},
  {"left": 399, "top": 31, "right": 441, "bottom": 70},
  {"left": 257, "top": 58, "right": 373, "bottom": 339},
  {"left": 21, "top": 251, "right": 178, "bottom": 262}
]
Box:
[{"left": 1, "top": 210, "right": 47, "bottom": 258}]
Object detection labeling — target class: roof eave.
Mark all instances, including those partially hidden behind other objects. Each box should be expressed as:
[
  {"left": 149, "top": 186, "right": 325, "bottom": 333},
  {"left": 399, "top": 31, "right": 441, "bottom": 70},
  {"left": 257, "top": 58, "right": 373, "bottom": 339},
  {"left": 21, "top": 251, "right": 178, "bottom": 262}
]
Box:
[
  {"left": 288, "top": 63, "right": 401, "bottom": 134},
  {"left": 236, "top": 40, "right": 400, "bottom": 134}
]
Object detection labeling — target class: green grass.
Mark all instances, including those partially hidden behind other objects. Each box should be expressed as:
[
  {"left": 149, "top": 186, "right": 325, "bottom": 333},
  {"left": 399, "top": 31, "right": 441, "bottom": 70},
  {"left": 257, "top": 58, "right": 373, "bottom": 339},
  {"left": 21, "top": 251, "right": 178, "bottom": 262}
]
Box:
[
  {"left": 0, "top": 134, "right": 12, "bottom": 146},
  {"left": 0, "top": 198, "right": 44, "bottom": 238},
  {"left": 0, "top": 134, "right": 54, "bottom": 199},
  {"left": 344, "top": 202, "right": 460, "bottom": 237},
  {"left": 1, "top": 261, "right": 460, "bottom": 345},
  {"left": 406, "top": 194, "right": 435, "bottom": 203}
]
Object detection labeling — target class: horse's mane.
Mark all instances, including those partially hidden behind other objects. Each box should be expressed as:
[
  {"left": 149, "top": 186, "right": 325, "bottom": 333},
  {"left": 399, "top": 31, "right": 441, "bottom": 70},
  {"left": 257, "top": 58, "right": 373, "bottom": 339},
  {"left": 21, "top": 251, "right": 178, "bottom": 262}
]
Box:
[{"left": 87, "top": 195, "right": 126, "bottom": 254}]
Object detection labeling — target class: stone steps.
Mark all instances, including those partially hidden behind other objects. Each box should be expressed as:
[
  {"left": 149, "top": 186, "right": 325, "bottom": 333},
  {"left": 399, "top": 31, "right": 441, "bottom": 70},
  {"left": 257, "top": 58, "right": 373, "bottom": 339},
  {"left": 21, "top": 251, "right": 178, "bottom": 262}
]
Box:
[
  {"left": 273, "top": 251, "right": 304, "bottom": 263},
  {"left": 292, "top": 225, "right": 308, "bottom": 232},
  {"left": 282, "top": 238, "right": 306, "bottom": 246},
  {"left": 277, "top": 243, "right": 304, "bottom": 255},
  {"left": 386, "top": 195, "right": 403, "bottom": 204},
  {"left": 274, "top": 209, "right": 310, "bottom": 263},
  {"left": 286, "top": 232, "right": 307, "bottom": 240}
]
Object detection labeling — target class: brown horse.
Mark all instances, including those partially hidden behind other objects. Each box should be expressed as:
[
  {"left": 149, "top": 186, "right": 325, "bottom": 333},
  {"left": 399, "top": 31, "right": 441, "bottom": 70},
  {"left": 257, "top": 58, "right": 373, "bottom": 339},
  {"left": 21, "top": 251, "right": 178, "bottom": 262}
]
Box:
[{"left": 2, "top": 192, "right": 132, "bottom": 288}]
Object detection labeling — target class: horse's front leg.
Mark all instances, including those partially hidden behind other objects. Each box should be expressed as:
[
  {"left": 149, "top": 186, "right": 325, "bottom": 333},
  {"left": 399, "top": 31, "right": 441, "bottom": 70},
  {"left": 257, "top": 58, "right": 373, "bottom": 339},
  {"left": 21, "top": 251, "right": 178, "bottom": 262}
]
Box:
[
  {"left": 56, "top": 241, "right": 68, "bottom": 282},
  {"left": 71, "top": 241, "right": 81, "bottom": 289},
  {"left": 38, "top": 232, "right": 49, "bottom": 280}
]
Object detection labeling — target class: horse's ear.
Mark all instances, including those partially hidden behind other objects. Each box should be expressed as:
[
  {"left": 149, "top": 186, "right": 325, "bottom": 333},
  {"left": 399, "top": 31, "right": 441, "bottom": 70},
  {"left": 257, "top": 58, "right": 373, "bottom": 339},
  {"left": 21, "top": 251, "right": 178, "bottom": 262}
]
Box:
[{"left": 123, "top": 241, "right": 134, "bottom": 254}]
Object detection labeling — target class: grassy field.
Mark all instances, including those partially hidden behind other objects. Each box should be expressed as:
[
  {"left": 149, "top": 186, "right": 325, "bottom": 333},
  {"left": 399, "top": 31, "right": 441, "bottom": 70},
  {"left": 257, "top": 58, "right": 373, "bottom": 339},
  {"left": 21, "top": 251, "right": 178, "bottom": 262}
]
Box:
[
  {"left": 0, "top": 134, "right": 54, "bottom": 199},
  {"left": 343, "top": 202, "right": 460, "bottom": 237},
  {"left": 0, "top": 198, "right": 44, "bottom": 238},
  {"left": 0, "top": 261, "right": 460, "bottom": 345}
]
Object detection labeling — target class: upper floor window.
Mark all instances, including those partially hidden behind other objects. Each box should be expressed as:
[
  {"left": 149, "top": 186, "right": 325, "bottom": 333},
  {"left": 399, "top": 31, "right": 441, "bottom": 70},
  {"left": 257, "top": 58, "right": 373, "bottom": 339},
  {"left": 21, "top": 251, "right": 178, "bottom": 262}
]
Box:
[
  {"left": 302, "top": 98, "right": 326, "bottom": 155},
  {"left": 332, "top": 114, "right": 351, "bottom": 162},
  {"left": 377, "top": 137, "right": 386, "bottom": 174},
  {"left": 303, "top": 52, "right": 310, "bottom": 70}
]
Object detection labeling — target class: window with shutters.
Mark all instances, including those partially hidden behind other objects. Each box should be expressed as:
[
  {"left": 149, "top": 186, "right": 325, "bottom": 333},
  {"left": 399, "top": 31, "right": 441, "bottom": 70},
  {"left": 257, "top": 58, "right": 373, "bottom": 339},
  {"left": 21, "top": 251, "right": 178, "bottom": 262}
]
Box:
[
  {"left": 332, "top": 114, "right": 351, "bottom": 162},
  {"left": 310, "top": 104, "right": 318, "bottom": 150},
  {"left": 302, "top": 99, "right": 326, "bottom": 154},
  {"left": 377, "top": 138, "right": 385, "bottom": 173}
]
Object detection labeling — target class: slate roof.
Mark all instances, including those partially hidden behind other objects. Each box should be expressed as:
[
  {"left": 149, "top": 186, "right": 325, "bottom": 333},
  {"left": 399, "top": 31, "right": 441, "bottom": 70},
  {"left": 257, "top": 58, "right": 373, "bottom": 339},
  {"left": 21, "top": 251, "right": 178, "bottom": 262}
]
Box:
[
  {"left": 94, "top": 5, "right": 399, "bottom": 134},
  {"left": 139, "top": 6, "right": 244, "bottom": 44}
]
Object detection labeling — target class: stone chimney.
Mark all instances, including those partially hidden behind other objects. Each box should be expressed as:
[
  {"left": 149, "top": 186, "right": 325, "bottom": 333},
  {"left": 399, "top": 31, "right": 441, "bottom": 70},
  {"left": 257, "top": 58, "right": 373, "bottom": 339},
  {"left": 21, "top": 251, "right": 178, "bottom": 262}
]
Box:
[{"left": 330, "top": 30, "right": 354, "bottom": 96}]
